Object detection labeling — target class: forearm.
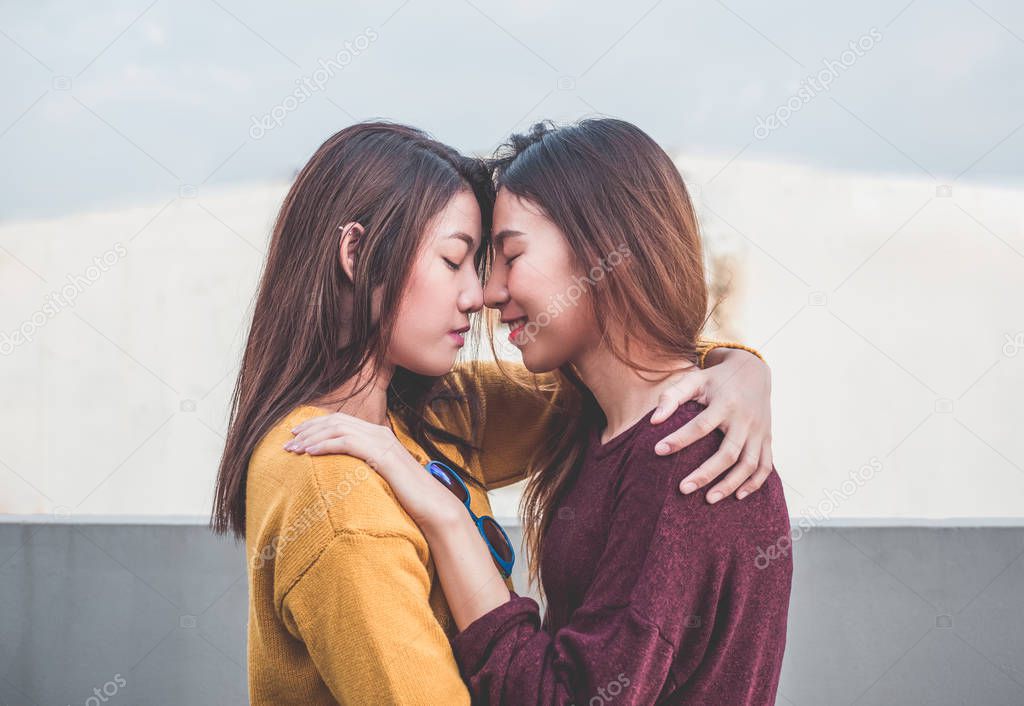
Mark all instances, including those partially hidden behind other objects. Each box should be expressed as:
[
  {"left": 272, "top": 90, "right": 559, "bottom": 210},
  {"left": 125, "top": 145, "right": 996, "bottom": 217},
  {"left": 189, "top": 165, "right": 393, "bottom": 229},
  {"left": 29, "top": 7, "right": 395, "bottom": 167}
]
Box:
[
  {"left": 463, "top": 362, "right": 563, "bottom": 489},
  {"left": 422, "top": 516, "right": 512, "bottom": 631}
]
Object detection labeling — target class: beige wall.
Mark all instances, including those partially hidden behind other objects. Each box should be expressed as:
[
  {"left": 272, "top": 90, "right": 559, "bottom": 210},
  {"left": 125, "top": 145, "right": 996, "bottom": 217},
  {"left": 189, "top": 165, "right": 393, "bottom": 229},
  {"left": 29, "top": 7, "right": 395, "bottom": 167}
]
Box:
[{"left": 2, "top": 155, "right": 1021, "bottom": 519}]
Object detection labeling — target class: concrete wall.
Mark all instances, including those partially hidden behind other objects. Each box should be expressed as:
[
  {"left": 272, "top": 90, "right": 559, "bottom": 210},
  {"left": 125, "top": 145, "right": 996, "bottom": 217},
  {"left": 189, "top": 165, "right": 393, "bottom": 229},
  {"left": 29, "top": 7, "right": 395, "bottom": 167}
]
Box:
[{"left": 1, "top": 519, "right": 1022, "bottom": 705}]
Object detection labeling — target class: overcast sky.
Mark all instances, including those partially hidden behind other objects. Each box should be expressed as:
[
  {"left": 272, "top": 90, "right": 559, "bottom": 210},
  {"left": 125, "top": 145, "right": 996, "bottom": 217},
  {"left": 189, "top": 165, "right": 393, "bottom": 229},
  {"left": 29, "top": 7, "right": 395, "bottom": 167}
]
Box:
[{"left": 1, "top": 0, "right": 1022, "bottom": 221}]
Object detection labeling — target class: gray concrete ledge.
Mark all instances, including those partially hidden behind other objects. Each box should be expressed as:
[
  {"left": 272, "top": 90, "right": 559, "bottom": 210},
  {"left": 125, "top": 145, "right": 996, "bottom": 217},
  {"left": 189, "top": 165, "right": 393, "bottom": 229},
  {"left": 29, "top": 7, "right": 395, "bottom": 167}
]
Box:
[{"left": 0, "top": 522, "right": 1021, "bottom": 705}]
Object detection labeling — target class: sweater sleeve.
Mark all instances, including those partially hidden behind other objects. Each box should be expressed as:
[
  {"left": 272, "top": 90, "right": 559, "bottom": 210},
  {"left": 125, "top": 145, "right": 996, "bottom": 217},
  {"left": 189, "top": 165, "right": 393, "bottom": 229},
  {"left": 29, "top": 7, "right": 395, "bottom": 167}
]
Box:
[
  {"left": 697, "top": 338, "right": 765, "bottom": 367},
  {"left": 447, "top": 361, "right": 563, "bottom": 490},
  {"left": 282, "top": 532, "right": 471, "bottom": 706},
  {"left": 453, "top": 338, "right": 761, "bottom": 489},
  {"left": 450, "top": 412, "right": 791, "bottom": 705}
]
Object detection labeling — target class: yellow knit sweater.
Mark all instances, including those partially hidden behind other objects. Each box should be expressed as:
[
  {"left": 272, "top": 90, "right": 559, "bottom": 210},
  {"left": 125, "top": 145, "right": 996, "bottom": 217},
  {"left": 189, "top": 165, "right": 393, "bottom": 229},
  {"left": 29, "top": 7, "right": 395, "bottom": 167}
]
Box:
[{"left": 245, "top": 342, "right": 760, "bottom": 705}]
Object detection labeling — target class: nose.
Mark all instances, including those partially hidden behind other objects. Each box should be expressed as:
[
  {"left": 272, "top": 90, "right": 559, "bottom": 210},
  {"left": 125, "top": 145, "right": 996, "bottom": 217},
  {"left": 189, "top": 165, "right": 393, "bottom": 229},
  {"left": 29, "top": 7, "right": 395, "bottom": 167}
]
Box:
[
  {"left": 483, "top": 262, "right": 509, "bottom": 310},
  {"left": 459, "top": 271, "right": 484, "bottom": 315}
]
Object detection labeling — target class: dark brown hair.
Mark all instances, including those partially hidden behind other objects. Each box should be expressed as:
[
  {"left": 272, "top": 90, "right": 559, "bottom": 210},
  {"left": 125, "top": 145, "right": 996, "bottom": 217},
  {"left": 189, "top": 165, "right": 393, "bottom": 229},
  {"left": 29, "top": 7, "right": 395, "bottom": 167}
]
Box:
[
  {"left": 212, "top": 122, "right": 493, "bottom": 538},
  {"left": 490, "top": 119, "right": 709, "bottom": 589}
]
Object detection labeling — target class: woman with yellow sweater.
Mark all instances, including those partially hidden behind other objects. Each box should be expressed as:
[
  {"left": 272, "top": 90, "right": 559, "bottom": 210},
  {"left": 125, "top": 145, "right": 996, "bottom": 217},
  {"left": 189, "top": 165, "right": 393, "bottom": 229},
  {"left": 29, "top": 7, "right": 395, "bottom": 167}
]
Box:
[{"left": 212, "top": 122, "right": 773, "bottom": 705}]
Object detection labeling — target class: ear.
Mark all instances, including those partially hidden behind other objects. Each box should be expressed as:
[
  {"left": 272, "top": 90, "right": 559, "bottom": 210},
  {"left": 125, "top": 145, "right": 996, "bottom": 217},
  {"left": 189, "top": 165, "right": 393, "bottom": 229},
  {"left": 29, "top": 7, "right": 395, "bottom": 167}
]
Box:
[{"left": 338, "top": 222, "right": 365, "bottom": 282}]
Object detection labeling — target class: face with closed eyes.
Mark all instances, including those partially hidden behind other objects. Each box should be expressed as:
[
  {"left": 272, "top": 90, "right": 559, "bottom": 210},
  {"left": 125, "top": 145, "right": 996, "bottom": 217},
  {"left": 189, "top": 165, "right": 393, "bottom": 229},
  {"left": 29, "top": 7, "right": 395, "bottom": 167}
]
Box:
[
  {"left": 483, "top": 188, "right": 601, "bottom": 372},
  {"left": 386, "top": 189, "right": 485, "bottom": 376}
]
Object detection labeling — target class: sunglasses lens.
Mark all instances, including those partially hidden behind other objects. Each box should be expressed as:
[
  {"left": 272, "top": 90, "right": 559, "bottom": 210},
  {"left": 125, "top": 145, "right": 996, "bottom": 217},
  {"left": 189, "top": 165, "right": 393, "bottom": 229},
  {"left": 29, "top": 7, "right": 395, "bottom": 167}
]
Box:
[
  {"left": 480, "top": 517, "right": 514, "bottom": 563},
  {"left": 427, "top": 462, "right": 469, "bottom": 503}
]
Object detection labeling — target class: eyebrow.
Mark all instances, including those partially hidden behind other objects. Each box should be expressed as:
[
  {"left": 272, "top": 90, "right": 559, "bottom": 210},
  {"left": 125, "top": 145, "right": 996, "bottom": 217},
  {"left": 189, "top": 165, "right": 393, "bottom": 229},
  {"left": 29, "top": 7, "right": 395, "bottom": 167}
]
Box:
[
  {"left": 492, "top": 229, "right": 525, "bottom": 247},
  {"left": 447, "top": 232, "right": 477, "bottom": 249}
]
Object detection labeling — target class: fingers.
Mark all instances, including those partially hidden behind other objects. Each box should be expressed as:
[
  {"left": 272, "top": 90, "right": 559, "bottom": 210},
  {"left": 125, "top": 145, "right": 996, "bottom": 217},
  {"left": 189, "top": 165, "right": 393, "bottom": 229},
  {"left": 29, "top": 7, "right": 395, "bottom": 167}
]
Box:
[
  {"left": 706, "top": 445, "right": 761, "bottom": 503},
  {"left": 676, "top": 430, "right": 744, "bottom": 497},
  {"left": 650, "top": 373, "right": 704, "bottom": 424},
  {"left": 656, "top": 408, "right": 722, "bottom": 456},
  {"left": 303, "top": 438, "right": 349, "bottom": 456},
  {"left": 285, "top": 423, "right": 352, "bottom": 452},
  {"left": 736, "top": 439, "right": 774, "bottom": 500},
  {"left": 287, "top": 412, "right": 375, "bottom": 450}
]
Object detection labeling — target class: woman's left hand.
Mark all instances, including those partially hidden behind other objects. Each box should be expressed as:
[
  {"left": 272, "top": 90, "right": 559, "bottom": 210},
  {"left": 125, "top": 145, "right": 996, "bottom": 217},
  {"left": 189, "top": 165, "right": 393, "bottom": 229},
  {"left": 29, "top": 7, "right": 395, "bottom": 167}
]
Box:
[{"left": 284, "top": 414, "right": 465, "bottom": 529}]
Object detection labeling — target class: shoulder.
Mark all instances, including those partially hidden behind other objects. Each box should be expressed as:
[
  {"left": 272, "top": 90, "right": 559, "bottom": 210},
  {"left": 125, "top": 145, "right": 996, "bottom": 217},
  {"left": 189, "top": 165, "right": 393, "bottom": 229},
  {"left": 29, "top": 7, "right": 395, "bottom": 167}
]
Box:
[
  {"left": 248, "top": 405, "right": 424, "bottom": 541},
  {"left": 248, "top": 406, "right": 431, "bottom": 610},
  {"left": 619, "top": 402, "right": 788, "bottom": 548},
  {"left": 622, "top": 401, "right": 723, "bottom": 483}
]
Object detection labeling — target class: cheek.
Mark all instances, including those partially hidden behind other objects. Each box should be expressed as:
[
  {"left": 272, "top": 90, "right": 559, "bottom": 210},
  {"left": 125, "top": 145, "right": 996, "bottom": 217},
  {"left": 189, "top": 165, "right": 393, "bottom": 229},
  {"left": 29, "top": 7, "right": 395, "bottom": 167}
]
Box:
[
  {"left": 394, "top": 266, "right": 446, "bottom": 331},
  {"left": 512, "top": 250, "right": 575, "bottom": 315},
  {"left": 520, "top": 265, "right": 597, "bottom": 344},
  {"left": 387, "top": 278, "right": 459, "bottom": 373}
]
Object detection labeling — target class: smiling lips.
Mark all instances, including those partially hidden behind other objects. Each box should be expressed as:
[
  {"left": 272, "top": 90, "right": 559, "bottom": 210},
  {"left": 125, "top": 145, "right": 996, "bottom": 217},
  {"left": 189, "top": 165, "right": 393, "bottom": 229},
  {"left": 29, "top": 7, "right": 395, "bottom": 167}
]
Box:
[{"left": 505, "top": 317, "right": 528, "bottom": 344}]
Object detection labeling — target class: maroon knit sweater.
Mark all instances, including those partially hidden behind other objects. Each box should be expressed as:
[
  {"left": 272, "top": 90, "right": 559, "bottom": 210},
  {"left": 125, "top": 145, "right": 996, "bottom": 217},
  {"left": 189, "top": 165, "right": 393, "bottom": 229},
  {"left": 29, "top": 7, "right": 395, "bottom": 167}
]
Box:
[{"left": 451, "top": 402, "right": 792, "bottom": 705}]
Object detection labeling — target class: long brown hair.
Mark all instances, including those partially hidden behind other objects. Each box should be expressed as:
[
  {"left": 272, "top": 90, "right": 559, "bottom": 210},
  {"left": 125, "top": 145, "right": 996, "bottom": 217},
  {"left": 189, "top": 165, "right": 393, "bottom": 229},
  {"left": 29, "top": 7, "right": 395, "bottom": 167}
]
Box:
[
  {"left": 491, "top": 119, "right": 710, "bottom": 589},
  {"left": 212, "top": 121, "right": 493, "bottom": 538}
]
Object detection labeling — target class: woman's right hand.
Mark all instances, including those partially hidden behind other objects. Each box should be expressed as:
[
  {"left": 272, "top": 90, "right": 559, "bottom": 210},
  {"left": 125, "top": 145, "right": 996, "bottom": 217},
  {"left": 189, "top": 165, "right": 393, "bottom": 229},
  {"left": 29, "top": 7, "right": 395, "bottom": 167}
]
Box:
[
  {"left": 286, "top": 412, "right": 466, "bottom": 530},
  {"left": 287, "top": 413, "right": 512, "bottom": 632},
  {"left": 648, "top": 348, "right": 775, "bottom": 503}
]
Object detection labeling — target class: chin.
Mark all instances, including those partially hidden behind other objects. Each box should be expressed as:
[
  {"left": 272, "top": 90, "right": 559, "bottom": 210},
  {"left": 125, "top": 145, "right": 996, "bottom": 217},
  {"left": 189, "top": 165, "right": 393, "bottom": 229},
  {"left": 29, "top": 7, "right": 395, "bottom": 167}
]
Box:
[
  {"left": 403, "top": 351, "right": 458, "bottom": 377},
  {"left": 519, "top": 345, "right": 560, "bottom": 374},
  {"left": 395, "top": 340, "right": 460, "bottom": 377}
]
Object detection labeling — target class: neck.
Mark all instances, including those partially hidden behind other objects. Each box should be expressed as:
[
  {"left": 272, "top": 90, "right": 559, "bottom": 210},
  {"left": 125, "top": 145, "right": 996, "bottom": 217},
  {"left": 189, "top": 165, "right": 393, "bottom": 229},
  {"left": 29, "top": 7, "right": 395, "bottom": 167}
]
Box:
[
  {"left": 311, "top": 360, "right": 394, "bottom": 426},
  {"left": 574, "top": 343, "right": 696, "bottom": 443}
]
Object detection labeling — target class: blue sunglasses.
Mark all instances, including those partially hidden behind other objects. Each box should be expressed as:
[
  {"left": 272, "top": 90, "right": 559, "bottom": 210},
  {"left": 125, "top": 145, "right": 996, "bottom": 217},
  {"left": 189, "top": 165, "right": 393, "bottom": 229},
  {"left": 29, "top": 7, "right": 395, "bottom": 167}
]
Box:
[{"left": 424, "top": 460, "right": 515, "bottom": 579}]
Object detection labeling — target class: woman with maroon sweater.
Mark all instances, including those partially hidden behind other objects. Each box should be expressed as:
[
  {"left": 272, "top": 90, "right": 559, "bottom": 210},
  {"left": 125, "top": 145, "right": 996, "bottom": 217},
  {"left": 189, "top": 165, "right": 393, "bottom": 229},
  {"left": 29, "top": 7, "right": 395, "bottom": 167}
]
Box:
[{"left": 298, "top": 119, "right": 792, "bottom": 705}]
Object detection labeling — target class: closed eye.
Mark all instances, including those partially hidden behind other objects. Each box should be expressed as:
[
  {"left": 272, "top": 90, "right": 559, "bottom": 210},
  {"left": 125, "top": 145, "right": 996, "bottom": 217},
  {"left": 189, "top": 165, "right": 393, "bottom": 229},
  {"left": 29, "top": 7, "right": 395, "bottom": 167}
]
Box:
[{"left": 443, "top": 257, "right": 460, "bottom": 271}]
